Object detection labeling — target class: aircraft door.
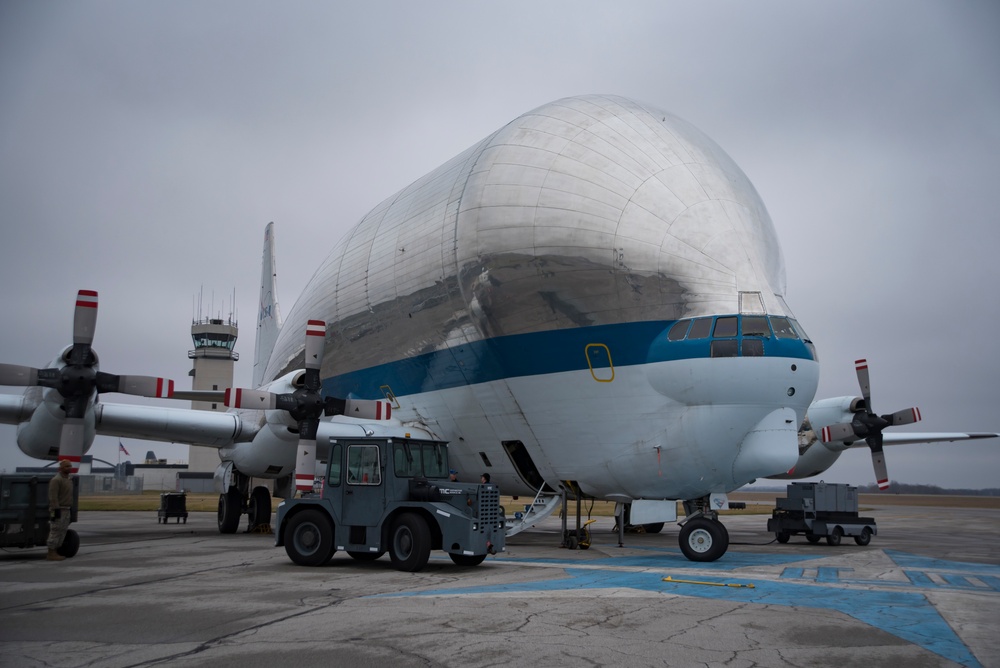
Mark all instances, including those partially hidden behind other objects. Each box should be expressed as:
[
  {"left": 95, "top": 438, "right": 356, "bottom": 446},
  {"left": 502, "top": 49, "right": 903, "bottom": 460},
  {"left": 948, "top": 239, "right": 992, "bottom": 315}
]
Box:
[
  {"left": 502, "top": 440, "right": 554, "bottom": 493},
  {"left": 340, "top": 442, "right": 386, "bottom": 527}
]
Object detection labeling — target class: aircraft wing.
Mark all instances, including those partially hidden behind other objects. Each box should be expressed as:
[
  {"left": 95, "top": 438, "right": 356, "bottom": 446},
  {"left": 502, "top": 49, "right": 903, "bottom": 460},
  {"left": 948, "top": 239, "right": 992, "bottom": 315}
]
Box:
[
  {"left": 0, "top": 394, "right": 32, "bottom": 423},
  {"left": 847, "top": 432, "right": 998, "bottom": 448},
  {"left": 94, "top": 402, "right": 258, "bottom": 448}
]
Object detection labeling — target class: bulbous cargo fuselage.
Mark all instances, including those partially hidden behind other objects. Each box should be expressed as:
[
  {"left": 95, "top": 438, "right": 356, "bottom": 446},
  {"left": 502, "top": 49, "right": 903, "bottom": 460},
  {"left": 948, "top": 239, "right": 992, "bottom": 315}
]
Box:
[{"left": 263, "top": 95, "right": 819, "bottom": 500}]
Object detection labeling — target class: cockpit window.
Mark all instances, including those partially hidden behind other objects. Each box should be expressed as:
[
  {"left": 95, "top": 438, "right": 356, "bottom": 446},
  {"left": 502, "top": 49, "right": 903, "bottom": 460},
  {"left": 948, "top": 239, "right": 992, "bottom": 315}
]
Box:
[
  {"left": 789, "top": 318, "right": 812, "bottom": 343},
  {"left": 687, "top": 318, "right": 712, "bottom": 339},
  {"left": 667, "top": 320, "right": 690, "bottom": 341},
  {"left": 713, "top": 316, "right": 738, "bottom": 338},
  {"left": 741, "top": 316, "right": 770, "bottom": 337},
  {"left": 769, "top": 317, "right": 798, "bottom": 339},
  {"left": 657, "top": 312, "right": 815, "bottom": 361}
]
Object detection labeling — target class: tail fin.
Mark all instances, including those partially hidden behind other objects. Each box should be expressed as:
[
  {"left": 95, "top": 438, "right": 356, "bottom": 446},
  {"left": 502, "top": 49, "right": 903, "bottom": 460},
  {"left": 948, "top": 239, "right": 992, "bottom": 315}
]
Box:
[{"left": 253, "top": 222, "right": 283, "bottom": 387}]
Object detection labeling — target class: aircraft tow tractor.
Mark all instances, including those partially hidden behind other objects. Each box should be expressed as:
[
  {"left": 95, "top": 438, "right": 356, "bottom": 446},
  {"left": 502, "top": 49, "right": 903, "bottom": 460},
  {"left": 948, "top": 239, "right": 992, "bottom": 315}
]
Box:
[{"left": 275, "top": 435, "right": 505, "bottom": 572}]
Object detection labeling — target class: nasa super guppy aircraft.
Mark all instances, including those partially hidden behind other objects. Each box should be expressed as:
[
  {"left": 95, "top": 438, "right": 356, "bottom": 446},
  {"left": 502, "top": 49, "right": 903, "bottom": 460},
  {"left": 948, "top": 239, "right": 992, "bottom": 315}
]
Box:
[{"left": 2, "top": 95, "right": 994, "bottom": 561}]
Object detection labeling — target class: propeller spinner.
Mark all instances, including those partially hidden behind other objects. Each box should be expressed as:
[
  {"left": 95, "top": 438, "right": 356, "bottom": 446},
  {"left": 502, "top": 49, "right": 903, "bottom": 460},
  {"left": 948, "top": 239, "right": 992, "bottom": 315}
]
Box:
[
  {"left": 0, "top": 290, "right": 176, "bottom": 472},
  {"left": 820, "top": 358, "right": 922, "bottom": 490}
]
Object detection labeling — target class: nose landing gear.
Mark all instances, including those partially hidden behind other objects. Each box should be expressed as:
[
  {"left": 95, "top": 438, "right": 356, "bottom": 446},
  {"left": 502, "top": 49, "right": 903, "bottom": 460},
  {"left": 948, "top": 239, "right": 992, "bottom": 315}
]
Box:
[{"left": 678, "top": 497, "right": 730, "bottom": 562}]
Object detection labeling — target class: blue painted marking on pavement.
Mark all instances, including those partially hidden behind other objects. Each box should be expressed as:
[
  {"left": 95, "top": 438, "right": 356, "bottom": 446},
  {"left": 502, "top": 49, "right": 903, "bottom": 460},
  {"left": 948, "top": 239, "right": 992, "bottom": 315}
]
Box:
[
  {"left": 940, "top": 573, "right": 991, "bottom": 591},
  {"left": 886, "top": 550, "right": 1000, "bottom": 575},
  {"left": 816, "top": 567, "right": 848, "bottom": 583},
  {"left": 374, "top": 550, "right": 987, "bottom": 667},
  {"left": 584, "top": 543, "right": 819, "bottom": 569},
  {"left": 905, "top": 570, "right": 935, "bottom": 588}
]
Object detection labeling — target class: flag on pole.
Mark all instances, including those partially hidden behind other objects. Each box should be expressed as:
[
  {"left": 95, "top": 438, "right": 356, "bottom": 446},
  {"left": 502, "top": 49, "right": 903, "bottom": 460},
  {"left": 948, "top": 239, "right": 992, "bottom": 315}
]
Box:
[{"left": 119, "top": 441, "right": 130, "bottom": 456}]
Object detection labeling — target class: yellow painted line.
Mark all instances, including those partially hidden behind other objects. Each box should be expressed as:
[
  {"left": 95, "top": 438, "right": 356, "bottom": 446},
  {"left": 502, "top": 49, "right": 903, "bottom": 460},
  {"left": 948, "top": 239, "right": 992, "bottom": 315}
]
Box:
[{"left": 662, "top": 576, "right": 755, "bottom": 588}]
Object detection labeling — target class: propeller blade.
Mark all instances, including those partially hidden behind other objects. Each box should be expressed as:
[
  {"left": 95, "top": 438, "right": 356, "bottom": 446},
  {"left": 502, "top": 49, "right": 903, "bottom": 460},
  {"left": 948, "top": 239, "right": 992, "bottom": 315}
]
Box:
[
  {"left": 58, "top": 417, "right": 86, "bottom": 474},
  {"left": 820, "top": 422, "right": 856, "bottom": 443},
  {"left": 97, "top": 374, "right": 176, "bottom": 398},
  {"left": 854, "top": 358, "right": 872, "bottom": 412},
  {"left": 294, "top": 437, "right": 318, "bottom": 494},
  {"left": 224, "top": 388, "right": 278, "bottom": 409},
  {"left": 344, "top": 398, "right": 392, "bottom": 420},
  {"left": 304, "top": 320, "right": 326, "bottom": 371},
  {"left": 0, "top": 364, "right": 39, "bottom": 387},
  {"left": 884, "top": 407, "right": 921, "bottom": 426},
  {"left": 73, "top": 290, "right": 99, "bottom": 347},
  {"left": 169, "top": 390, "right": 228, "bottom": 402},
  {"left": 868, "top": 434, "right": 889, "bottom": 491}
]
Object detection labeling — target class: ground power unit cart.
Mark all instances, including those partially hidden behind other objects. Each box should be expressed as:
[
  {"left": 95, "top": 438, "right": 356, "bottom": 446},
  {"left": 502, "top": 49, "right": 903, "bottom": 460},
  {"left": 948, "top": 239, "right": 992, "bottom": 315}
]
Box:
[
  {"left": 0, "top": 474, "right": 81, "bottom": 558},
  {"left": 767, "top": 482, "right": 876, "bottom": 546}
]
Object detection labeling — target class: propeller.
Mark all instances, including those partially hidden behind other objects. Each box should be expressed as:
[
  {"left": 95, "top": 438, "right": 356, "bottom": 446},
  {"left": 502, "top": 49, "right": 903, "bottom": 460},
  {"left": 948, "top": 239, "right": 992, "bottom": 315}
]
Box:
[
  {"left": 0, "top": 290, "right": 176, "bottom": 472},
  {"left": 225, "top": 320, "right": 327, "bottom": 495},
  {"left": 820, "top": 358, "right": 921, "bottom": 490},
  {"left": 224, "top": 319, "right": 393, "bottom": 494}
]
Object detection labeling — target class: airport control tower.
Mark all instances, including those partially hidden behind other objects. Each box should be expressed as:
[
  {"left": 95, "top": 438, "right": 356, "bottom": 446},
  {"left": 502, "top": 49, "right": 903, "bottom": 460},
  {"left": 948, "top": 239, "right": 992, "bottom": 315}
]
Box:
[{"left": 188, "top": 315, "right": 238, "bottom": 472}]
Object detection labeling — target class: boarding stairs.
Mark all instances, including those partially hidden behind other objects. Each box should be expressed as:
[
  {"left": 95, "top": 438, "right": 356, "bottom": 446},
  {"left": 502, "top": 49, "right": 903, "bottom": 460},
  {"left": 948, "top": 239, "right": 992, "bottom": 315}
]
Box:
[{"left": 504, "top": 487, "right": 561, "bottom": 537}]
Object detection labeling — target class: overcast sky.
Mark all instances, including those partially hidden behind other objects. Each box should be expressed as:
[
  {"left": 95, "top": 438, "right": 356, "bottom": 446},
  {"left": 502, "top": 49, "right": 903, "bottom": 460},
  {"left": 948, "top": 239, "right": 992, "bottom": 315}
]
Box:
[{"left": 1, "top": 2, "right": 997, "bottom": 488}]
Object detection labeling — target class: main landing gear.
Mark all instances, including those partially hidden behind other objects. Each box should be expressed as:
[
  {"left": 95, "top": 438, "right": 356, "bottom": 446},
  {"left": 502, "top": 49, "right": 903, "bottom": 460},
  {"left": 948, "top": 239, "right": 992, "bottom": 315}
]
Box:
[{"left": 217, "top": 471, "right": 274, "bottom": 534}]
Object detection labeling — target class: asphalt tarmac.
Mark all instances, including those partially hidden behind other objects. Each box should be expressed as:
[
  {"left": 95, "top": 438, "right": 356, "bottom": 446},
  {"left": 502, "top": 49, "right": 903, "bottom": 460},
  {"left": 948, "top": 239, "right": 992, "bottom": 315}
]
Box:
[{"left": 1, "top": 502, "right": 998, "bottom": 668}]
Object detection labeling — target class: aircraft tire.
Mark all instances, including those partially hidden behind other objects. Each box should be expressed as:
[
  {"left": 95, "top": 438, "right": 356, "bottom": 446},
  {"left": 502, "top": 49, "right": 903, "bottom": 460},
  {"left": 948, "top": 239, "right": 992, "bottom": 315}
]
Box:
[
  {"left": 449, "top": 553, "right": 487, "bottom": 567},
  {"left": 678, "top": 517, "right": 728, "bottom": 562},
  {"left": 217, "top": 487, "right": 242, "bottom": 534},
  {"left": 248, "top": 486, "right": 271, "bottom": 529},
  {"left": 57, "top": 529, "right": 80, "bottom": 558},
  {"left": 642, "top": 522, "right": 664, "bottom": 534},
  {"left": 389, "top": 513, "right": 431, "bottom": 572},
  {"left": 284, "top": 509, "right": 335, "bottom": 567}
]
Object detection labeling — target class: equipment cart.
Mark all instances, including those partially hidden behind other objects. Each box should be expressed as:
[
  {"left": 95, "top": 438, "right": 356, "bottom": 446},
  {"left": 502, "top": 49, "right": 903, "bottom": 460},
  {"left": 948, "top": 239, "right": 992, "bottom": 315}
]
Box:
[
  {"left": 767, "top": 482, "right": 876, "bottom": 546},
  {"left": 0, "top": 474, "right": 80, "bottom": 557},
  {"left": 157, "top": 492, "right": 188, "bottom": 524}
]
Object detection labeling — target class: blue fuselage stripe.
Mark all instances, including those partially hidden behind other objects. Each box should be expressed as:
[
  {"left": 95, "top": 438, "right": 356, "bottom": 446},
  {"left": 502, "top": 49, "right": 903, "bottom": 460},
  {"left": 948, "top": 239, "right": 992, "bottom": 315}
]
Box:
[{"left": 322, "top": 319, "right": 815, "bottom": 400}]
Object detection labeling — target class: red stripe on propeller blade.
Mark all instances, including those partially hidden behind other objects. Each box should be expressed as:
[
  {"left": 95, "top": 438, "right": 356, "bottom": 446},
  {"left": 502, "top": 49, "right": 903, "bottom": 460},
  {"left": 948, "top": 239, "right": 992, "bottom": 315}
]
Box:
[{"left": 76, "top": 290, "right": 98, "bottom": 308}]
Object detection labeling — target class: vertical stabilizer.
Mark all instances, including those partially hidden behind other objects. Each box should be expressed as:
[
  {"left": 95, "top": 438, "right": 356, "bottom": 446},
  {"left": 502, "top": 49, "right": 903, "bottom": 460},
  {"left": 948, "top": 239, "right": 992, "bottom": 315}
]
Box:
[{"left": 253, "top": 222, "right": 283, "bottom": 387}]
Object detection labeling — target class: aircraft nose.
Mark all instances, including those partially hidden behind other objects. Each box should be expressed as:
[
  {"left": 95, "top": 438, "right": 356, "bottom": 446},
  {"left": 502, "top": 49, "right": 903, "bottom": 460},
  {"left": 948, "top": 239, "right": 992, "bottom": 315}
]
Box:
[
  {"left": 644, "top": 314, "right": 818, "bottom": 415},
  {"left": 732, "top": 407, "right": 800, "bottom": 483}
]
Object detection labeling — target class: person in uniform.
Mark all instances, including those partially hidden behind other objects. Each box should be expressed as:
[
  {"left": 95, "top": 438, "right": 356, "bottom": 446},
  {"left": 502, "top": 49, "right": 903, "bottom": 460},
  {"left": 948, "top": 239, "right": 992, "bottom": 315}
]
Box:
[{"left": 47, "top": 459, "right": 74, "bottom": 561}]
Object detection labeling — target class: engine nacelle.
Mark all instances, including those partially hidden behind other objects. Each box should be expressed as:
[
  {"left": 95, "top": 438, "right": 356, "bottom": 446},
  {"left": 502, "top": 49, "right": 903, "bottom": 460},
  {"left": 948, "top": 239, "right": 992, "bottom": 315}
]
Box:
[
  {"left": 766, "top": 395, "right": 862, "bottom": 480},
  {"left": 803, "top": 395, "right": 864, "bottom": 440}
]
